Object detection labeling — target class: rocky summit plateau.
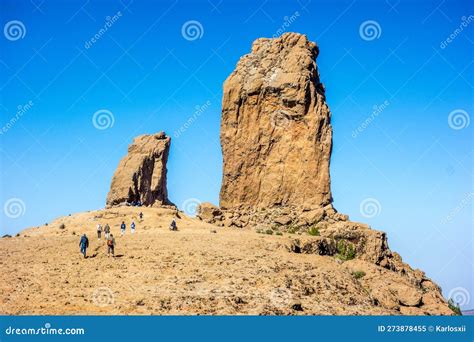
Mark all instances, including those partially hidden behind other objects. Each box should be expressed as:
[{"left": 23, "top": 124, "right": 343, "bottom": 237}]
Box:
[{"left": 0, "top": 33, "right": 453, "bottom": 316}]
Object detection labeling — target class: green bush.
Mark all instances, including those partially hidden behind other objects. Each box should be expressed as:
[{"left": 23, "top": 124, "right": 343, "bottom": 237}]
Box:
[
  {"left": 275, "top": 231, "right": 283, "bottom": 236},
  {"left": 287, "top": 224, "right": 299, "bottom": 234},
  {"left": 448, "top": 299, "right": 462, "bottom": 315},
  {"left": 336, "top": 240, "right": 356, "bottom": 261},
  {"left": 265, "top": 229, "right": 274, "bottom": 235},
  {"left": 352, "top": 271, "right": 366, "bottom": 279},
  {"left": 308, "top": 226, "right": 320, "bottom": 236}
]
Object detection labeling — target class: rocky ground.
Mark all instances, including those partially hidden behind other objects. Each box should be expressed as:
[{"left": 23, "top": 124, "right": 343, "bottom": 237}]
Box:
[{"left": 0, "top": 206, "right": 453, "bottom": 315}]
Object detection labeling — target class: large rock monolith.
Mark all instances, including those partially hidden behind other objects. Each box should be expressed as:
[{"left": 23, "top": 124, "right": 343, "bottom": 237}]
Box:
[
  {"left": 106, "top": 132, "right": 173, "bottom": 207},
  {"left": 220, "top": 32, "right": 332, "bottom": 210}
]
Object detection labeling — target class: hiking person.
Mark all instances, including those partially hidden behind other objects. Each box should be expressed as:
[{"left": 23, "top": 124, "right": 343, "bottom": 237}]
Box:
[
  {"left": 97, "top": 224, "right": 102, "bottom": 240},
  {"left": 169, "top": 218, "right": 177, "bottom": 231},
  {"left": 120, "top": 221, "right": 126, "bottom": 236},
  {"left": 139, "top": 212, "right": 143, "bottom": 221},
  {"left": 107, "top": 234, "right": 116, "bottom": 257},
  {"left": 104, "top": 223, "right": 110, "bottom": 239},
  {"left": 79, "top": 234, "right": 89, "bottom": 258},
  {"left": 131, "top": 221, "right": 136, "bottom": 234}
]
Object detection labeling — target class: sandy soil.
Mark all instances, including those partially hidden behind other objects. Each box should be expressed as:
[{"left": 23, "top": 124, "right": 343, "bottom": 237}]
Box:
[{"left": 0, "top": 207, "right": 437, "bottom": 315}]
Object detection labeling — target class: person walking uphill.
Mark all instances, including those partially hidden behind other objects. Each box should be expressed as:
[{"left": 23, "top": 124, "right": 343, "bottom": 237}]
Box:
[
  {"left": 169, "top": 218, "right": 177, "bottom": 231},
  {"left": 104, "top": 223, "right": 110, "bottom": 239},
  {"left": 79, "top": 234, "right": 89, "bottom": 258},
  {"left": 120, "top": 221, "right": 126, "bottom": 236},
  {"left": 107, "top": 234, "right": 116, "bottom": 257},
  {"left": 131, "top": 221, "right": 136, "bottom": 234},
  {"left": 97, "top": 224, "right": 102, "bottom": 240}
]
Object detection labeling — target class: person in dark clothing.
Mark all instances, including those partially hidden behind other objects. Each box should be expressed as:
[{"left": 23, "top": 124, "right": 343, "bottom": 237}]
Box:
[
  {"left": 139, "top": 212, "right": 143, "bottom": 221},
  {"left": 79, "top": 234, "right": 89, "bottom": 258},
  {"left": 120, "top": 221, "right": 126, "bottom": 236},
  {"left": 169, "top": 218, "right": 177, "bottom": 231}
]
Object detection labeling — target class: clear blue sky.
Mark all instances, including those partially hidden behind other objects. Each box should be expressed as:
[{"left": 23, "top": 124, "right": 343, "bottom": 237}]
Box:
[{"left": 1, "top": 0, "right": 472, "bottom": 308}]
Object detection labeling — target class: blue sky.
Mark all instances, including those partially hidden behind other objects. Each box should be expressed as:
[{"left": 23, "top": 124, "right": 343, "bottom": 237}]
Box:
[{"left": 0, "top": 0, "right": 472, "bottom": 308}]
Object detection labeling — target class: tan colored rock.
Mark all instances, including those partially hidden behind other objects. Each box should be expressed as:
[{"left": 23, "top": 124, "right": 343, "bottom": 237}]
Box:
[
  {"left": 288, "top": 237, "right": 337, "bottom": 255},
  {"left": 298, "top": 208, "right": 325, "bottom": 225},
  {"left": 399, "top": 306, "right": 422, "bottom": 315},
  {"left": 106, "top": 132, "right": 173, "bottom": 207},
  {"left": 333, "top": 213, "right": 349, "bottom": 221},
  {"left": 323, "top": 204, "right": 337, "bottom": 217},
  {"left": 320, "top": 221, "right": 393, "bottom": 266},
  {"left": 220, "top": 33, "right": 332, "bottom": 210},
  {"left": 197, "top": 202, "right": 222, "bottom": 223},
  {"left": 273, "top": 215, "right": 292, "bottom": 226},
  {"left": 422, "top": 291, "right": 446, "bottom": 306},
  {"left": 370, "top": 287, "right": 400, "bottom": 310},
  {"left": 422, "top": 304, "right": 454, "bottom": 315},
  {"left": 393, "top": 284, "right": 422, "bottom": 307}
]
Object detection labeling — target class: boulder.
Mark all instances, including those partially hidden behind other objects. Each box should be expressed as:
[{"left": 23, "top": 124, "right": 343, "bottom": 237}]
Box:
[
  {"left": 298, "top": 208, "right": 325, "bottom": 225},
  {"left": 273, "top": 215, "right": 292, "bottom": 226},
  {"left": 106, "top": 132, "right": 173, "bottom": 207},
  {"left": 320, "top": 221, "right": 393, "bottom": 266},
  {"left": 196, "top": 202, "right": 222, "bottom": 223},
  {"left": 393, "top": 284, "right": 422, "bottom": 307}
]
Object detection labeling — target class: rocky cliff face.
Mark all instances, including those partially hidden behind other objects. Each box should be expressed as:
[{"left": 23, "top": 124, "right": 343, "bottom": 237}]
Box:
[
  {"left": 220, "top": 32, "right": 332, "bottom": 210},
  {"left": 106, "top": 132, "right": 172, "bottom": 207},
  {"left": 208, "top": 33, "right": 453, "bottom": 315}
]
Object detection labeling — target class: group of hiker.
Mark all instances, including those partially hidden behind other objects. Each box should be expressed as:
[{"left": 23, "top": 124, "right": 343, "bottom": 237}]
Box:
[
  {"left": 79, "top": 212, "right": 178, "bottom": 258},
  {"left": 78, "top": 227, "right": 116, "bottom": 259},
  {"left": 78, "top": 212, "right": 143, "bottom": 258}
]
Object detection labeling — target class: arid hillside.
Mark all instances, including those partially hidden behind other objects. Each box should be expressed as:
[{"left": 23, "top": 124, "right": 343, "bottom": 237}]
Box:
[{"left": 0, "top": 206, "right": 452, "bottom": 315}]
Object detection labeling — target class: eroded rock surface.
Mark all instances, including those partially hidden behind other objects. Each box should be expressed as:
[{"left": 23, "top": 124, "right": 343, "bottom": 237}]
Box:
[
  {"left": 220, "top": 32, "right": 332, "bottom": 210},
  {"left": 106, "top": 132, "right": 173, "bottom": 207},
  {"left": 215, "top": 33, "right": 453, "bottom": 316}
]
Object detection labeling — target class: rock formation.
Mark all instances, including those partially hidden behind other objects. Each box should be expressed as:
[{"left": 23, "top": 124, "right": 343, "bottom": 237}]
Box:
[
  {"left": 212, "top": 33, "right": 453, "bottom": 315},
  {"left": 220, "top": 32, "right": 332, "bottom": 210},
  {"left": 197, "top": 202, "right": 223, "bottom": 224},
  {"left": 106, "top": 132, "right": 173, "bottom": 207},
  {"left": 0, "top": 33, "right": 453, "bottom": 317}
]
